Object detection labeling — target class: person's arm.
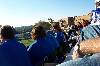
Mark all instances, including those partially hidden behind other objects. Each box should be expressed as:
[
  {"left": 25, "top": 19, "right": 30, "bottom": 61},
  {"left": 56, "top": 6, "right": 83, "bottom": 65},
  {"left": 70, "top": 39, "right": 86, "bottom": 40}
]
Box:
[
  {"left": 79, "top": 37, "right": 100, "bottom": 55},
  {"left": 72, "top": 37, "right": 100, "bottom": 59}
]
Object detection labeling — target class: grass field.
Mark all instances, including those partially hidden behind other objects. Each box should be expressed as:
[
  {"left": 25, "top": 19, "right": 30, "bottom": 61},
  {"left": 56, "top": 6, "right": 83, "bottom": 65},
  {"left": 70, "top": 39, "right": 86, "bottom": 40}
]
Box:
[{"left": 21, "top": 39, "right": 34, "bottom": 46}]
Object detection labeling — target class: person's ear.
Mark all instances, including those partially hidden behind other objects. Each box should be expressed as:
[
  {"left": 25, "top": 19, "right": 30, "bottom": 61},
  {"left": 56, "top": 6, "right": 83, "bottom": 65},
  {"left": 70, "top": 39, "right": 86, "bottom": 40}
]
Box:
[
  {"left": 0, "top": 35, "right": 2, "bottom": 39},
  {"left": 31, "top": 33, "right": 36, "bottom": 40},
  {"left": 0, "top": 35, "right": 4, "bottom": 41}
]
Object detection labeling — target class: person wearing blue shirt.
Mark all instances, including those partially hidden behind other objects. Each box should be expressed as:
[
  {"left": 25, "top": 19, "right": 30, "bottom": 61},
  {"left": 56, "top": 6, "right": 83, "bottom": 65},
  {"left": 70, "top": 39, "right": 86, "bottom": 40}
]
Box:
[
  {"left": 47, "top": 22, "right": 71, "bottom": 63},
  {"left": 90, "top": 0, "right": 100, "bottom": 25},
  {"left": 27, "top": 26, "right": 59, "bottom": 66},
  {"left": 0, "top": 25, "right": 32, "bottom": 66}
]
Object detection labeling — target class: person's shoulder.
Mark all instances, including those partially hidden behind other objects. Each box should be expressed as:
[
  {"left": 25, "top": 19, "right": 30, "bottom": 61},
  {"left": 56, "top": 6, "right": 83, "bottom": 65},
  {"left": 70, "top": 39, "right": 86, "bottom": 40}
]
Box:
[
  {"left": 57, "top": 53, "right": 100, "bottom": 66},
  {"left": 57, "top": 31, "right": 64, "bottom": 35},
  {"left": 56, "top": 58, "right": 82, "bottom": 66},
  {"left": 31, "top": 40, "right": 37, "bottom": 45},
  {"left": 27, "top": 40, "right": 38, "bottom": 50}
]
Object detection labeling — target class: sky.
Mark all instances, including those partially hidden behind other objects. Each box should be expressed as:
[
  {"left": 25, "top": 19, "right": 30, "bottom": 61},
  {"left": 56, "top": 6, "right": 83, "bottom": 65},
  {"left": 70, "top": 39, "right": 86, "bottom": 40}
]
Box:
[{"left": 0, "top": 0, "right": 95, "bottom": 27}]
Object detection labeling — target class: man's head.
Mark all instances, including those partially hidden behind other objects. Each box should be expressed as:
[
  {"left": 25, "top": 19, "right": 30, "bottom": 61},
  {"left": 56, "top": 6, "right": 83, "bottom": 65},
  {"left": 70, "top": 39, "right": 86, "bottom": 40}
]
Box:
[
  {"left": 95, "top": 0, "right": 100, "bottom": 8},
  {"left": 52, "top": 22, "right": 62, "bottom": 32},
  {"left": 0, "top": 25, "right": 15, "bottom": 40}
]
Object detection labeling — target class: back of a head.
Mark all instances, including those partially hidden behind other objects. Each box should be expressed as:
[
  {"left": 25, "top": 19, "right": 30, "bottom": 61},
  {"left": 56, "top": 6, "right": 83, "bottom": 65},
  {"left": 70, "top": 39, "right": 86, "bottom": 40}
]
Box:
[
  {"left": 52, "top": 22, "right": 62, "bottom": 31},
  {"left": 0, "top": 25, "right": 15, "bottom": 39}
]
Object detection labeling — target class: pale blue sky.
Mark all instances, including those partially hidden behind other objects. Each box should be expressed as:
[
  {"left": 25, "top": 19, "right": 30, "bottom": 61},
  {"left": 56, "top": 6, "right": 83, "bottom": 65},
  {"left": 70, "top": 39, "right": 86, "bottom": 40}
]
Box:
[{"left": 0, "top": 0, "right": 95, "bottom": 27}]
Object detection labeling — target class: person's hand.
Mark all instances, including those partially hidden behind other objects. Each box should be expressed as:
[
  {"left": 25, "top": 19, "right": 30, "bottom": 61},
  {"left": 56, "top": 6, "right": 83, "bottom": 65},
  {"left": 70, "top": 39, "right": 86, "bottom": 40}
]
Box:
[
  {"left": 94, "top": 19, "right": 97, "bottom": 23},
  {"left": 72, "top": 51, "right": 80, "bottom": 60}
]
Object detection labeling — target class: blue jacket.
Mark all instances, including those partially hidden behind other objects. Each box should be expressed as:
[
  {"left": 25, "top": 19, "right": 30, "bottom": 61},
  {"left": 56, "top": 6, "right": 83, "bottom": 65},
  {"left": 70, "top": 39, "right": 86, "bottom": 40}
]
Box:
[
  {"left": 47, "top": 31, "right": 66, "bottom": 44},
  {"left": 57, "top": 53, "right": 100, "bottom": 66},
  {"left": 27, "top": 35, "right": 59, "bottom": 65},
  {"left": 80, "top": 25, "right": 100, "bottom": 41},
  {"left": 55, "top": 32, "right": 66, "bottom": 44},
  {"left": 0, "top": 39, "right": 32, "bottom": 66}
]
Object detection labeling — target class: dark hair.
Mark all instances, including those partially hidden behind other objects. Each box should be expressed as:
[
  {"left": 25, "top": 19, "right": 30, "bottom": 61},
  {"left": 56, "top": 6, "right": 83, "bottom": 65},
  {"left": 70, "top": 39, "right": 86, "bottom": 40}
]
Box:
[
  {"left": 0, "top": 25, "right": 15, "bottom": 39},
  {"left": 32, "top": 26, "right": 46, "bottom": 39},
  {"left": 96, "top": 2, "right": 100, "bottom": 7},
  {"left": 52, "top": 22, "right": 62, "bottom": 31}
]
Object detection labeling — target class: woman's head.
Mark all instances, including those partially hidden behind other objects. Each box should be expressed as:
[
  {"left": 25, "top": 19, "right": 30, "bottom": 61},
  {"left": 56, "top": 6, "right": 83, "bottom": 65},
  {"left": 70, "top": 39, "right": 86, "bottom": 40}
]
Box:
[
  {"left": 0, "top": 25, "right": 15, "bottom": 40},
  {"left": 31, "top": 26, "right": 46, "bottom": 39}
]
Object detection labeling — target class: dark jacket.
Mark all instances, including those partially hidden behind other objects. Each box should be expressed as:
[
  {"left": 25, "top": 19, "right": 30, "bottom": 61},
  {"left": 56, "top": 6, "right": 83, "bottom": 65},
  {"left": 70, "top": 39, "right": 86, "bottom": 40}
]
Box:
[
  {"left": 27, "top": 35, "right": 59, "bottom": 66},
  {"left": 0, "top": 39, "right": 32, "bottom": 66}
]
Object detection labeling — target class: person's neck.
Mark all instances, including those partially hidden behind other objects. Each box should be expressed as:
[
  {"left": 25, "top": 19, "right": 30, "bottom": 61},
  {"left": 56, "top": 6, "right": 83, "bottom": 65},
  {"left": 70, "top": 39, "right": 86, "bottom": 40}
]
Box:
[
  {"left": 1, "top": 38, "right": 15, "bottom": 42},
  {"left": 0, "top": 39, "right": 7, "bottom": 43}
]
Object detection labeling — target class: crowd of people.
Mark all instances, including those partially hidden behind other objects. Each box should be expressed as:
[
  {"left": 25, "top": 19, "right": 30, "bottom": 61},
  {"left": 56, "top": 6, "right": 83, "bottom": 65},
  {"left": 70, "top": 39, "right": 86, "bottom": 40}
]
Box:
[
  {"left": 57, "top": 1, "right": 100, "bottom": 65},
  {"left": 0, "top": 20, "right": 99, "bottom": 66},
  {"left": 0, "top": 22, "right": 82, "bottom": 66},
  {"left": 0, "top": 1, "right": 100, "bottom": 66},
  {"left": 0, "top": 21, "right": 100, "bottom": 66}
]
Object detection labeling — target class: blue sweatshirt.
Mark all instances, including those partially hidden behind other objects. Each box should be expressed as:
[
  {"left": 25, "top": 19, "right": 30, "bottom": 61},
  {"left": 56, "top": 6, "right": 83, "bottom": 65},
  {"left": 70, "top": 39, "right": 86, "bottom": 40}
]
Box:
[
  {"left": 27, "top": 35, "right": 59, "bottom": 65},
  {"left": 0, "top": 39, "right": 32, "bottom": 66}
]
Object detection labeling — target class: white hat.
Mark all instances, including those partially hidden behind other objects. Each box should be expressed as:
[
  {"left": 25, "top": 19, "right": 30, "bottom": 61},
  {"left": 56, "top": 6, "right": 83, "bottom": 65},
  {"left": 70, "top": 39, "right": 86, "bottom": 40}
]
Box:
[{"left": 95, "top": 0, "right": 100, "bottom": 2}]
